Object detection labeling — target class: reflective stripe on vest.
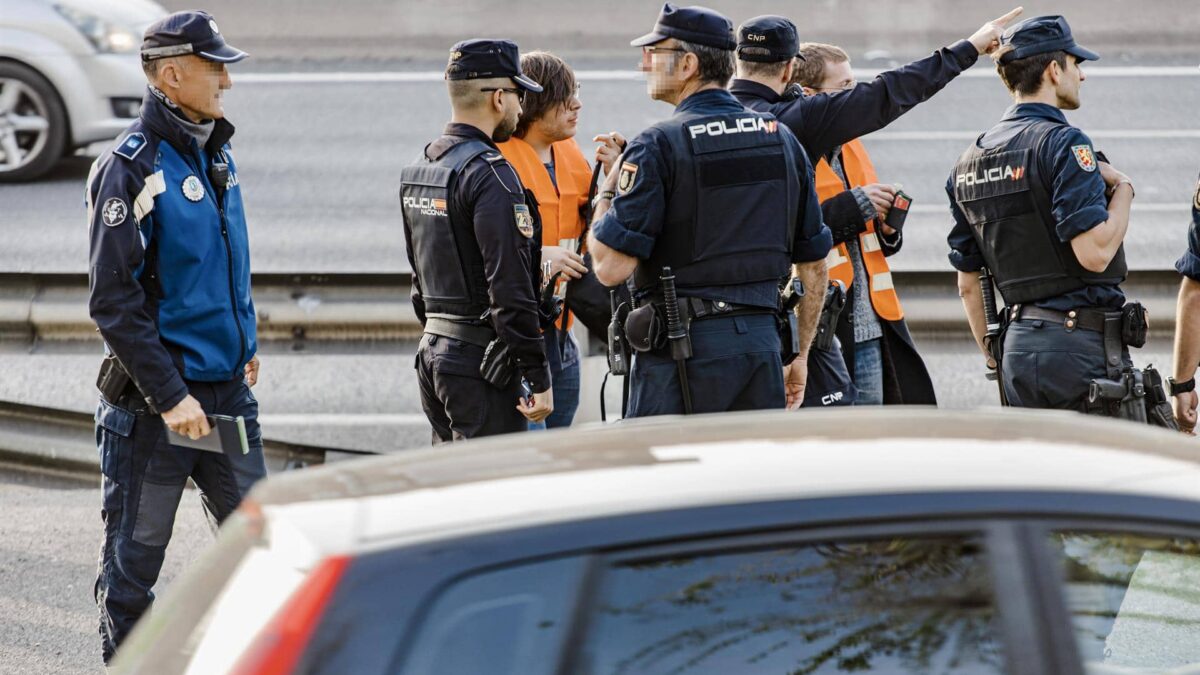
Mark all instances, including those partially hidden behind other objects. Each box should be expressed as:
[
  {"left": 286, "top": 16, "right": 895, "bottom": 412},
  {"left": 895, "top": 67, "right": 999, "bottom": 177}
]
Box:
[
  {"left": 498, "top": 136, "right": 592, "bottom": 330},
  {"left": 814, "top": 139, "right": 903, "bottom": 321}
]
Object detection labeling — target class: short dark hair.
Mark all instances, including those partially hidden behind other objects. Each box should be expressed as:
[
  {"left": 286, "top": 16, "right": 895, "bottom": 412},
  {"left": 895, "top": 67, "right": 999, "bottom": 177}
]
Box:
[
  {"left": 738, "top": 58, "right": 788, "bottom": 80},
  {"left": 792, "top": 43, "right": 850, "bottom": 88},
  {"left": 994, "top": 49, "right": 1069, "bottom": 96},
  {"left": 515, "top": 51, "right": 577, "bottom": 138},
  {"left": 677, "top": 39, "right": 735, "bottom": 87}
]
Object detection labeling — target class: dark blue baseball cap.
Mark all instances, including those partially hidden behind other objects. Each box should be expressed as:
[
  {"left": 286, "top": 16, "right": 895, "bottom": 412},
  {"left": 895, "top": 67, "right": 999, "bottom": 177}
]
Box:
[
  {"left": 998, "top": 15, "right": 1099, "bottom": 64},
  {"left": 141, "top": 10, "right": 247, "bottom": 63},
  {"left": 630, "top": 3, "right": 736, "bottom": 51},
  {"left": 444, "top": 39, "right": 543, "bottom": 92},
  {"left": 737, "top": 15, "right": 805, "bottom": 62}
]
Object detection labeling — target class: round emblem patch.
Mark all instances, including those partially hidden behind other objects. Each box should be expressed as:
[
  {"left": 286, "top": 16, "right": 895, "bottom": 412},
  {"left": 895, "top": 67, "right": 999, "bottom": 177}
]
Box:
[
  {"left": 209, "top": 19, "right": 220, "bottom": 35},
  {"left": 101, "top": 198, "right": 127, "bottom": 227},
  {"left": 181, "top": 175, "right": 205, "bottom": 202}
]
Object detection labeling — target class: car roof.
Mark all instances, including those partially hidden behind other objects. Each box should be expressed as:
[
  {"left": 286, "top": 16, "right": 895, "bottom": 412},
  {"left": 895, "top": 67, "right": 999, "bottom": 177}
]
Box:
[{"left": 252, "top": 408, "right": 1200, "bottom": 555}]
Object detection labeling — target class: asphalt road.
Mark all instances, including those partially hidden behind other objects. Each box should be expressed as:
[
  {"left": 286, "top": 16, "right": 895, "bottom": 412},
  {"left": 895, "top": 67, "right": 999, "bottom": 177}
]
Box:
[
  {"left": 3, "top": 65, "right": 1198, "bottom": 273},
  {"left": 0, "top": 464, "right": 208, "bottom": 675}
]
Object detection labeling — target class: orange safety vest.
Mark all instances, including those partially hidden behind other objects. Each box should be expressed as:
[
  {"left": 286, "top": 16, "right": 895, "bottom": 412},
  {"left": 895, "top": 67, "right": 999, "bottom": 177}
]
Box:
[
  {"left": 498, "top": 136, "right": 593, "bottom": 329},
  {"left": 815, "top": 139, "right": 904, "bottom": 321}
]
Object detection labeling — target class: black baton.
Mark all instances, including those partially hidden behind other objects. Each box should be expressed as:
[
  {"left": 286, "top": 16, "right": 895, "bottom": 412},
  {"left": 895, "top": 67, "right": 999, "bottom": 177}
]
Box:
[
  {"left": 660, "top": 267, "right": 693, "bottom": 414},
  {"left": 980, "top": 267, "right": 1008, "bottom": 406}
]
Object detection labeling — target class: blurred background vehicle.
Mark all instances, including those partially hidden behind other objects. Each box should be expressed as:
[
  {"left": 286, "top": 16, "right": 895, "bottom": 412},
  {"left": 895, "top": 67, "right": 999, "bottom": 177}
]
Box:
[
  {"left": 0, "top": 0, "right": 166, "bottom": 181},
  {"left": 112, "top": 408, "right": 1200, "bottom": 675}
]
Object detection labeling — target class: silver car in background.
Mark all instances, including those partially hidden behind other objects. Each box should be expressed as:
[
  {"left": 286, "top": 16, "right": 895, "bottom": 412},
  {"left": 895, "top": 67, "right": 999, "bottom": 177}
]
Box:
[{"left": 0, "top": 0, "right": 166, "bottom": 181}]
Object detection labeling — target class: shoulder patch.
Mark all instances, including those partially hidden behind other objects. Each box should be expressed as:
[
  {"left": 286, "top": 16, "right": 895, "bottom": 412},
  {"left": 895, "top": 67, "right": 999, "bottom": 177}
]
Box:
[
  {"left": 1070, "top": 144, "right": 1096, "bottom": 173},
  {"left": 617, "top": 161, "right": 639, "bottom": 195},
  {"left": 113, "top": 133, "right": 147, "bottom": 161},
  {"left": 101, "top": 198, "right": 128, "bottom": 227},
  {"left": 513, "top": 203, "right": 534, "bottom": 238}
]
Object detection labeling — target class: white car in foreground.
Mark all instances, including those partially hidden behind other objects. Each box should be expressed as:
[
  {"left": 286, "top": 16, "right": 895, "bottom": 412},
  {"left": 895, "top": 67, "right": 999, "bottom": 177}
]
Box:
[
  {"left": 0, "top": 0, "right": 166, "bottom": 181},
  {"left": 111, "top": 408, "right": 1200, "bottom": 675}
]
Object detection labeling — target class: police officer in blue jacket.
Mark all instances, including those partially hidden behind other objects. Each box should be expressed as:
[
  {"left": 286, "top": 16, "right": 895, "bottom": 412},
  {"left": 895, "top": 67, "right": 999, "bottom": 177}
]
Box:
[
  {"left": 86, "top": 11, "right": 264, "bottom": 662},
  {"left": 402, "top": 39, "right": 554, "bottom": 441},
  {"left": 947, "top": 16, "right": 1138, "bottom": 412},
  {"left": 1169, "top": 172, "right": 1200, "bottom": 431},
  {"left": 588, "top": 4, "right": 832, "bottom": 415},
  {"left": 730, "top": 9, "right": 1024, "bottom": 170}
]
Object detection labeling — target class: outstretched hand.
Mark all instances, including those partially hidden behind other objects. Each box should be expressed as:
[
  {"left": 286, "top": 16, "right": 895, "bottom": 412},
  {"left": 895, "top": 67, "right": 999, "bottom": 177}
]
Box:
[{"left": 967, "top": 7, "right": 1024, "bottom": 56}]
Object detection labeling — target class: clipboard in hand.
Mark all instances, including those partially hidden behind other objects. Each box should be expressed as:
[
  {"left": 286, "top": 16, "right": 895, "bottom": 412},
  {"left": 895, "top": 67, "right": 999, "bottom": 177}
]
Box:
[{"left": 166, "top": 414, "right": 250, "bottom": 455}]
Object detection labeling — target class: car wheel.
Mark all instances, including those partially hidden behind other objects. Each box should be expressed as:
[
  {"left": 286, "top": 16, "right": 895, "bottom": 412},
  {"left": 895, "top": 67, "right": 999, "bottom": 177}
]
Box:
[{"left": 0, "top": 61, "right": 68, "bottom": 182}]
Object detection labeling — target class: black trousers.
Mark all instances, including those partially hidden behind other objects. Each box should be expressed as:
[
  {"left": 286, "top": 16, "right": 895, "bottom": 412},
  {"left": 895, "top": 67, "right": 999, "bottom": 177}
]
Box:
[{"left": 415, "top": 333, "right": 526, "bottom": 443}]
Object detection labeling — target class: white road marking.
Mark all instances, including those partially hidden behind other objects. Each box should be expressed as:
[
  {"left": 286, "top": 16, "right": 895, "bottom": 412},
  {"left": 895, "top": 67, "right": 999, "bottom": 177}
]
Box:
[
  {"left": 235, "top": 66, "right": 1200, "bottom": 85},
  {"left": 909, "top": 203, "right": 1190, "bottom": 214},
  {"left": 259, "top": 413, "right": 429, "bottom": 426},
  {"left": 869, "top": 129, "right": 1200, "bottom": 141}
]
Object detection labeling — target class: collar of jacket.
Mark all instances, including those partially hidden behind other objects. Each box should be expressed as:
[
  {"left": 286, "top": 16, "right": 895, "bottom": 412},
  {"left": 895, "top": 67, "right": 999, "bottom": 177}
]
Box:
[
  {"left": 728, "top": 78, "right": 784, "bottom": 104},
  {"left": 139, "top": 85, "right": 236, "bottom": 157},
  {"left": 1000, "top": 102, "right": 1068, "bottom": 125},
  {"left": 674, "top": 87, "right": 744, "bottom": 114}
]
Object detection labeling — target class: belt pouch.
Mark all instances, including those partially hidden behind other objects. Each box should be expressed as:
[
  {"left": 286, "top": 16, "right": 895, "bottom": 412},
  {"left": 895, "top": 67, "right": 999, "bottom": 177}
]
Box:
[
  {"left": 96, "top": 354, "right": 132, "bottom": 404},
  {"left": 479, "top": 339, "right": 516, "bottom": 388},
  {"left": 1121, "top": 302, "right": 1148, "bottom": 348},
  {"left": 624, "top": 303, "right": 664, "bottom": 353}
]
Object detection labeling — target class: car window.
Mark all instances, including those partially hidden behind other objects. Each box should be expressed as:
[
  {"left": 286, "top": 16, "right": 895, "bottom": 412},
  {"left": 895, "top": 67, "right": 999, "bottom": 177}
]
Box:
[
  {"left": 398, "top": 556, "right": 588, "bottom": 675},
  {"left": 579, "top": 536, "right": 1004, "bottom": 674},
  {"left": 1048, "top": 531, "right": 1200, "bottom": 673}
]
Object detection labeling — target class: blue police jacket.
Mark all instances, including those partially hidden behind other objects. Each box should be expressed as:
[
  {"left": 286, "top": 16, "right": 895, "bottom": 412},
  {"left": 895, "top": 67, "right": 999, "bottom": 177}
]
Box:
[
  {"left": 87, "top": 87, "right": 256, "bottom": 412},
  {"left": 592, "top": 88, "right": 830, "bottom": 309},
  {"left": 1175, "top": 173, "right": 1200, "bottom": 280},
  {"left": 946, "top": 103, "right": 1124, "bottom": 312}
]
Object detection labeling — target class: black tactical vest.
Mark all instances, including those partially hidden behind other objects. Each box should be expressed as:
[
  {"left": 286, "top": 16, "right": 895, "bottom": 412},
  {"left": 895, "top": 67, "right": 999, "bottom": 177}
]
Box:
[
  {"left": 952, "top": 119, "right": 1126, "bottom": 305},
  {"left": 633, "top": 109, "right": 797, "bottom": 294},
  {"left": 400, "top": 138, "right": 498, "bottom": 320}
]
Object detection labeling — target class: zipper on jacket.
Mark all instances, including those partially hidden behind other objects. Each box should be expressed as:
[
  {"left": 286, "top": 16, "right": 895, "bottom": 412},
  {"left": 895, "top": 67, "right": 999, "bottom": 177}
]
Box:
[{"left": 186, "top": 150, "right": 247, "bottom": 380}]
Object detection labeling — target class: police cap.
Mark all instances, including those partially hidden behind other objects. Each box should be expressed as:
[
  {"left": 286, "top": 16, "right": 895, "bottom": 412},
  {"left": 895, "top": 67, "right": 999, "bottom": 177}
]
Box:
[
  {"left": 736, "top": 15, "right": 805, "bottom": 62},
  {"left": 998, "top": 15, "right": 1099, "bottom": 64},
  {"left": 630, "top": 3, "right": 736, "bottom": 51},
  {"left": 141, "top": 10, "right": 247, "bottom": 63},
  {"left": 444, "top": 39, "right": 543, "bottom": 92}
]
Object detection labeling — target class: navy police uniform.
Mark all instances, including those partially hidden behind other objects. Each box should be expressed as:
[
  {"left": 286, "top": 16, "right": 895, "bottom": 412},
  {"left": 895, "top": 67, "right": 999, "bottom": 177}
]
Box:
[
  {"left": 947, "top": 16, "right": 1131, "bottom": 410},
  {"left": 595, "top": 5, "right": 831, "bottom": 416},
  {"left": 730, "top": 17, "right": 980, "bottom": 166},
  {"left": 1175, "top": 173, "right": 1200, "bottom": 281},
  {"left": 87, "top": 12, "right": 264, "bottom": 662},
  {"left": 402, "top": 39, "right": 551, "bottom": 442}
]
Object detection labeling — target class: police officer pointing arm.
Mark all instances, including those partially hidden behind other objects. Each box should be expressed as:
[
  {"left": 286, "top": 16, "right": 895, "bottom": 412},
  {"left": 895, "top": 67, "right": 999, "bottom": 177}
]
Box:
[
  {"left": 730, "top": 8, "right": 1025, "bottom": 164},
  {"left": 402, "top": 40, "right": 553, "bottom": 442},
  {"left": 588, "top": 4, "right": 831, "bottom": 415}
]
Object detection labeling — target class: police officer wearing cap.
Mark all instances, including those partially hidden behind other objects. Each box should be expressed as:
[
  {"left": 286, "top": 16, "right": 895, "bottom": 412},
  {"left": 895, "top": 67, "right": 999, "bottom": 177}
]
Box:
[
  {"left": 87, "top": 10, "right": 263, "bottom": 662},
  {"left": 1169, "top": 172, "right": 1200, "bottom": 431},
  {"left": 402, "top": 39, "right": 554, "bottom": 441},
  {"left": 730, "top": 9, "right": 1023, "bottom": 169},
  {"left": 948, "top": 16, "right": 1139, "bottom": 412},
  {"left": 588, "top": 4, "right": 832, "bottom": 414}
]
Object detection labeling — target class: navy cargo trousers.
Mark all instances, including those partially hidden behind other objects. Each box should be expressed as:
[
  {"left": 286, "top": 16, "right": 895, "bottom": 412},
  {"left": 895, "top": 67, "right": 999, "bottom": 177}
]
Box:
[
  {"left": 94, "top": 377, "right": 266, "bottom": 663},
  {"left": 626, "top": 313, "right": 785, "bottom": 416},
  {"left": 1002, "top": 317, "right": 1133, "bottom": 410}
]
